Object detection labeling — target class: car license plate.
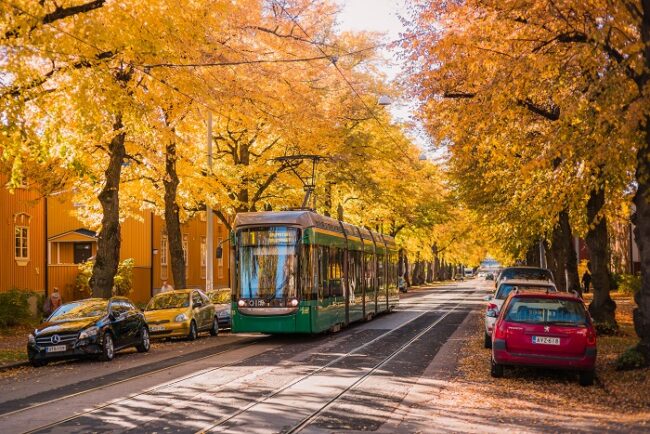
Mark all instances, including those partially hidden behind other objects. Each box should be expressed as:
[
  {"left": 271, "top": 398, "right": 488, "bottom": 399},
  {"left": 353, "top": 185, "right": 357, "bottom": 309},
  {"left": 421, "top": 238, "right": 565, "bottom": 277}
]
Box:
[
  {"left": 150, "top": 325, "right": 166, "bottom": 332},
  {"left": 46, "top": 345, "right": 67, "bottom": 353},
  {"left": 532, "top": 336, "right": 560, "bottom": 345}
]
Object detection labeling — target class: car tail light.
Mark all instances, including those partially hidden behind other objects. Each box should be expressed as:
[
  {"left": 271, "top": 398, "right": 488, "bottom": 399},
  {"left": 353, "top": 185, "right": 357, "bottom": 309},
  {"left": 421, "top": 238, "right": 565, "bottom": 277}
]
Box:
[
  {"left": 587, "top": 329, "right": 596, "bottom": 346},
  {"left": 494, "top": 323, "right": 506, "bottom": 339},
  {"left": 486, "top": 303, "right": 498, "bottom": 318}
]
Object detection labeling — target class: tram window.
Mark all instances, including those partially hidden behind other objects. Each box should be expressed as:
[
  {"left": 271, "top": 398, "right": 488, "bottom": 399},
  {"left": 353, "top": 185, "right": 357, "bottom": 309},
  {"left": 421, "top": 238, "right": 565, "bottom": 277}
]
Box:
[
  {"left": 318, "top": 246, "right": 330, "bottom": 300},
  {"left": 301, "top": 244, "right": 315, "bottom": 300},
  {"left": 329, "top": 247, "right": 344, "bottom": 297},
  {"left": 377, "top": 254, "right": 385, "bottom": 291},
  {"left": 348, "top": 250, "right": 362, "bottom": 301},
  {"left": 364, "top": 252, "right": 375, "bottom": 291}
]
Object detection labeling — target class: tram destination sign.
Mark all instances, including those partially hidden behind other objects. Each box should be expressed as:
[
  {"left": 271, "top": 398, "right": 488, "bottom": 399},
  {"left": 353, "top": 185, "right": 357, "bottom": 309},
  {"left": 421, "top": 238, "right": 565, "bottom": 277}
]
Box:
[{"left": 240, "top": 227, "right": 299, "bottom": 246}]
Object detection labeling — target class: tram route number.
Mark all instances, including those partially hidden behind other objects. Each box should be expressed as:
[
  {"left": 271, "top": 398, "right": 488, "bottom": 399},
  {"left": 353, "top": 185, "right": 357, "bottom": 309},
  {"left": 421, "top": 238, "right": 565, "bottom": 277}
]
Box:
[{"left": 248, "top": 299, "right": 269, "bottom": 307}]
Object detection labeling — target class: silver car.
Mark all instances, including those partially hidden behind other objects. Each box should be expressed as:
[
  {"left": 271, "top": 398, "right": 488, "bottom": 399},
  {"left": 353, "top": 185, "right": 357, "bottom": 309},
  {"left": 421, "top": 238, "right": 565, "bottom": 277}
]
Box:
[
  {"left": 206, "top": 288, "right": 232, "bottom": 329},
  {"left": 483, "top": 279, "right": 558, "bottom": 348}
]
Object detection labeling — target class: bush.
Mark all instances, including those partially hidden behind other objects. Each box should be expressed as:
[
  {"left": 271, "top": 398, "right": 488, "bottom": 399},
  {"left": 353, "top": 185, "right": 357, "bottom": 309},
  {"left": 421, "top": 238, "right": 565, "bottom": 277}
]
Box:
[
  {"left": 595, "top": 321, "right": 619, "bottom": 336},
  {"left": 617, "top": 274, "right": 641, "bottom": 296},
  {"left": 0, "top": 288, "right": 33, "bottom": 327},
  {"left": 76, "top": 258, "right": 135, "bottom": 297},
  {"left": 616, "top": 346, "right": 647, "bottom": 371}
]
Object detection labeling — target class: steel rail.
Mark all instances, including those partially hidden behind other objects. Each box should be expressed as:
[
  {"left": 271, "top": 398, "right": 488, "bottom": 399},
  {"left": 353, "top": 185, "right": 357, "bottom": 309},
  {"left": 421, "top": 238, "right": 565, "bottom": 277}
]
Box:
[
  {"left": 12, "top": 286, "right": 469, "bottom": 433},
  {"left": 2, "top": 337, "right": 259, "bottom": 420},
  {"left": 196, "top": 290, "right": 472, "bottom": 434},
  {"left": 285, "top": 301, "right": 464, "bottom": 433}
]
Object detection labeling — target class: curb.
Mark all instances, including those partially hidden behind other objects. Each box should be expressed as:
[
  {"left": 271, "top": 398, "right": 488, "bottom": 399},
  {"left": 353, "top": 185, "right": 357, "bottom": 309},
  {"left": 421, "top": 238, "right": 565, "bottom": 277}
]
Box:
[{"left": 0, "top": 360, "right": 30, "bottom": 372}]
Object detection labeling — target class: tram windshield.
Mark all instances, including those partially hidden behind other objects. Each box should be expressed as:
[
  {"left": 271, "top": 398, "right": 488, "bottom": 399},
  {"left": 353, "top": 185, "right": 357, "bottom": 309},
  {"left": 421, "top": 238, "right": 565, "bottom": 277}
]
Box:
[{"left": 237, "top": 226, "right": 299, "bottom": 301}]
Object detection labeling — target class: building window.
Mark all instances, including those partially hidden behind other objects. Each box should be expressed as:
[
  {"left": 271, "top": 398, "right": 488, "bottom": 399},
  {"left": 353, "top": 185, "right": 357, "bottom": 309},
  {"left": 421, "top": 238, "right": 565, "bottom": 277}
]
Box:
[
  {"left": 183, "top": 234, "right": 189, "bottom": 268},
  {"left": 161, "top": 235, "right": 168, "bottom": 266},
  {"left": 73, "top": 242, "right": 93, "bottom": 263},
  {"left": 15, "top": 226, "right": 29, "bottom": 263},
  {"left": 200, "top": 236, "right": 206, "bottom": 279},
  {"left": 217, "top": 237, "right": 223, "bottom": 267},
  {"left": 217, "top": 237, "right": 224, "bottom": 278}
]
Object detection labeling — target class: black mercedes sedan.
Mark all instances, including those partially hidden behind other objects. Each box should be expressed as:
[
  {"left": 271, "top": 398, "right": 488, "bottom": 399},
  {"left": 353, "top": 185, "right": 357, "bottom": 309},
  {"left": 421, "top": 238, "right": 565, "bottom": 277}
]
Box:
[{"left": 27, "top": 297, "right": 150, "bottom": 367}]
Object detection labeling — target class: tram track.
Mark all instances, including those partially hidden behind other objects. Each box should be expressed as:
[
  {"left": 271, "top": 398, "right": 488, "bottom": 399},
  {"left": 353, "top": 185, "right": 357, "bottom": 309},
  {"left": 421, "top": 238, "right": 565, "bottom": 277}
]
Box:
[
  {"left": 285, "top": 301, "right": 464, "bottom": 434},
  {"left": 1, "top": 337, "right": 261, "bottom": 421},
  {"left": 10, "top": 287, "right": 477, "bottom": 434},
  {"left": 195, "top": 292, "right": 473, "bottom": 434}
]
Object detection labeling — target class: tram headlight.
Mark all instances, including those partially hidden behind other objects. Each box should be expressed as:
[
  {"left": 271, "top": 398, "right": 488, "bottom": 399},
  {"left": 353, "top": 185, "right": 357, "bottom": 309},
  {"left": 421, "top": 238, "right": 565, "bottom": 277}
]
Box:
[
  {"left": 290, "top": 298, "right": 299, "bottom": 307},
  {"left": 237, "top": 299, "right": 246, "bottom": 308}
]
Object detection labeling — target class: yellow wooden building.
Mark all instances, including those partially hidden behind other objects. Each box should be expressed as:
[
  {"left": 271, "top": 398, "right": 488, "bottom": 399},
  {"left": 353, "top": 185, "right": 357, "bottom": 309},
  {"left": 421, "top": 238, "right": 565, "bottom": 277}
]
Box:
[
  {"left": 0, "top": 175, "right": 46, "bottom": 296},
  {"left": 1, "top": 178, "right": 230, "bottom": 305}
]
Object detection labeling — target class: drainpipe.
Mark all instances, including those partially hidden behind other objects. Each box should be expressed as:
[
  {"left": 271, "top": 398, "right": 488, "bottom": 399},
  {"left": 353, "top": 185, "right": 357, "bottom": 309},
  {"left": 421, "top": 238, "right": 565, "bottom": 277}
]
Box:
[
  {"left": 44, "top": 196, "right": 48, "bottom": 298},
  {"left": 150, "top": 212, "right": 154, "bottom": 298}
]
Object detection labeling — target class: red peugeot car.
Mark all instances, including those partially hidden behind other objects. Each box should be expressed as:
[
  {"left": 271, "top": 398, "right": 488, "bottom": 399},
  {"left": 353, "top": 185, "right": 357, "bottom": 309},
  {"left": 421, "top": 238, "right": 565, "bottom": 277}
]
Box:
[{"left": 491, "top": 291, "right": 597, "bottom": 386}]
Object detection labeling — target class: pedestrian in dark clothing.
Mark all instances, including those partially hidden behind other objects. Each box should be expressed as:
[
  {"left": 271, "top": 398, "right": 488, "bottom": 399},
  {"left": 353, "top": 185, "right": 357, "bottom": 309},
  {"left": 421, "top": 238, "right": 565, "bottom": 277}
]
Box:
[{"left": 582, "top": 270, "right": 592, "bottom": 293}]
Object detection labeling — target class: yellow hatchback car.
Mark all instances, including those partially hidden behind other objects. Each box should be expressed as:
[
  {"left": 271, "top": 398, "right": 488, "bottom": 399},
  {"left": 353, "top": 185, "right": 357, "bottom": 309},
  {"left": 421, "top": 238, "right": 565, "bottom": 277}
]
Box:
[{"left": 144, "top": 289, "right": 218, "bottom": 340}]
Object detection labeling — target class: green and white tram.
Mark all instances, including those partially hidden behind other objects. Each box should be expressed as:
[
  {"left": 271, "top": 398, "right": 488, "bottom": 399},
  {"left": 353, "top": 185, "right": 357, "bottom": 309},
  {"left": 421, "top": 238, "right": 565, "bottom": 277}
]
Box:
[{"left": 230, "top": 211, "right": 400, "bottom": 334}]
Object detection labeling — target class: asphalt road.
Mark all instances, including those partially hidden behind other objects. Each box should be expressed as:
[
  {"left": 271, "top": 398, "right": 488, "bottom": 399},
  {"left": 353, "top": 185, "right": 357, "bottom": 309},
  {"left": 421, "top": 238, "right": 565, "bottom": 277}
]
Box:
[{"left": 0, "top": 280, "right": 486, "bottom": 434}]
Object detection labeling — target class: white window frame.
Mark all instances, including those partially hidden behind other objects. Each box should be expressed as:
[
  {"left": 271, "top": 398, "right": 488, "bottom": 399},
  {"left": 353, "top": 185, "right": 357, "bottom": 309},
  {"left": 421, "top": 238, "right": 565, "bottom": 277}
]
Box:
[
  {"left": 161, "top": 235, "right": 168, "bottom": 266},
  {"left": 200, "top": 236, "right": 207, "bottom": 279},
  {"left": 15, "top": 225, "right": 29, "bottom": 265},
  {"left": 183, "top": 234, "right": 189, "bottom": 269}
]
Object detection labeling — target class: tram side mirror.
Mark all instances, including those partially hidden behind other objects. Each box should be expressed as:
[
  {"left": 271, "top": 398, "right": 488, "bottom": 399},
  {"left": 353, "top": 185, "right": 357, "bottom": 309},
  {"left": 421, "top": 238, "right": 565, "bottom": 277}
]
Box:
[{"left": 216, "top": 246, "right": 223, "bottom": 259}]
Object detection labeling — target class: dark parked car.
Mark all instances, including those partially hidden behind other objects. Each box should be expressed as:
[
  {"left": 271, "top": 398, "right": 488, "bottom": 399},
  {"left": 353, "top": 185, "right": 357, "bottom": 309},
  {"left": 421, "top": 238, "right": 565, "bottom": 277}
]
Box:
[
  {"left": 27, "top": 297, "right": 150, "bottom": 367},
  {"left": 495, "top": 266, "right": 554, "bottom": 288}
]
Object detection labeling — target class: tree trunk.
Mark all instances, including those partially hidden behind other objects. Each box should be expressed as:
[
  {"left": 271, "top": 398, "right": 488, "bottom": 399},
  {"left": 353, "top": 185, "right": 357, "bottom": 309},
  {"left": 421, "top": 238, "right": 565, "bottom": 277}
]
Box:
[
  {"left": 546, "top": 210, "right": 580, "bottom": 294},
  {"left": 90, "top": 117, "right": 126, "bottom": 298},
  {"left": 525, "top": 242, "right": 541, "bottom": 267},
  {"left": 633, "top": 118, "right": 650, "bottom": 358},
  {"left": 586, "top": 187, "right": 617, "bottom": 327},
  {"left": 164, "top": 140, "right": 186, "bottom": 289},
  {"left": 632, "top": 2, "right": 650, "bottom": 361},
  {"left": 324, "top": 183, "right": 332, "bottom": 217}
]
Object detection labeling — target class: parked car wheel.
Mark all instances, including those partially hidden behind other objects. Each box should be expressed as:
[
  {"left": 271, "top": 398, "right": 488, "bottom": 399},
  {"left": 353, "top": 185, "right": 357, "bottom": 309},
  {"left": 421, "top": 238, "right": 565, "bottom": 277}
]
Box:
[
  {"left": 484, "top": 332, "right": 492, "bottom": 349},
  {"left": 136, "top": 328, "right": 150, "bottom": 353},
  {"left": 210, "top": 317, "right": 219, "bottom": 336},
  {"left": 579, "top": 370, "right": 595, "bottom": 386},
  {"left": 490, "top": 357, "right": 503, "bottom": 378},
  {"left": 187, "top": 320, "right": 198, "bottom": 341},
  {"left": 100, "top": 333, "right": 115, "bottom": 361}
]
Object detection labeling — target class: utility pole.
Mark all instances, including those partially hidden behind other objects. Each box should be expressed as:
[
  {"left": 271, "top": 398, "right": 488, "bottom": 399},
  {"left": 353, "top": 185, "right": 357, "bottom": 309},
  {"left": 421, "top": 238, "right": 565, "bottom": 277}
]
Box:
[{"left": 206, "top": 112, "right": 214, "bottom": 292}]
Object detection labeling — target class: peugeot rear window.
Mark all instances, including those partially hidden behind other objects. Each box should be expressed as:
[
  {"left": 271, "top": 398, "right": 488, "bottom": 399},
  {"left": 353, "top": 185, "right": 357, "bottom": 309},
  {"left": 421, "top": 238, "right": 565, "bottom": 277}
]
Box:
[{"left": 504, "top": 297, "right": 588, "bottom": 325}]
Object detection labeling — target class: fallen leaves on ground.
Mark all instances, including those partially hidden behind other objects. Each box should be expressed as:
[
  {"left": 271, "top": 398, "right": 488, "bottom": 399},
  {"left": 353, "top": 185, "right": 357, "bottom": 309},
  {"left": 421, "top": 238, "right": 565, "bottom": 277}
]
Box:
[
  {"left": 446, "top": 291, "right": 650, "bottom": 431},
  {"left": 0, "top": 325, "right": 32, "bottom": 365}
]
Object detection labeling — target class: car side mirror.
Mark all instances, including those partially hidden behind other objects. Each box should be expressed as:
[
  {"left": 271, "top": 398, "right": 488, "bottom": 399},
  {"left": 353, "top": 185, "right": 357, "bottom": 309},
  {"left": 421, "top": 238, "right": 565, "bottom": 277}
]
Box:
[{"left": 194, "top": 302, "right": 203, "bottom": 308}]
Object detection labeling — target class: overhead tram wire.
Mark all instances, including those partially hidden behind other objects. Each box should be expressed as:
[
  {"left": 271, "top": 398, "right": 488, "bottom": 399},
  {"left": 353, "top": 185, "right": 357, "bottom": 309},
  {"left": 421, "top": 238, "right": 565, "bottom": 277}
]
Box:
[
  {"left": 3, "top": 0, "right": 424, "bottom": 111},
  {"left": 272, "top": 0, "right": 419, "bottom": 165},
  {"left": 4, "top": 0, "right": 426, "bottom": 165}
]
